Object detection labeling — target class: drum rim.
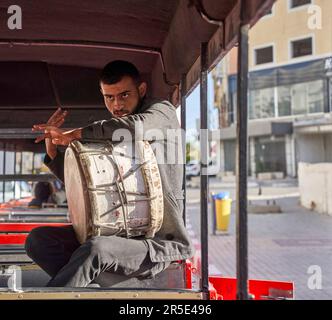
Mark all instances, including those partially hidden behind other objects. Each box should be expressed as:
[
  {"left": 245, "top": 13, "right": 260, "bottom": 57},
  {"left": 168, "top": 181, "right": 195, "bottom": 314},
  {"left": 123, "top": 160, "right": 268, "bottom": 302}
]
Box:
[{"left": 65, "top": 141, "right": 92, "bottom": 243}]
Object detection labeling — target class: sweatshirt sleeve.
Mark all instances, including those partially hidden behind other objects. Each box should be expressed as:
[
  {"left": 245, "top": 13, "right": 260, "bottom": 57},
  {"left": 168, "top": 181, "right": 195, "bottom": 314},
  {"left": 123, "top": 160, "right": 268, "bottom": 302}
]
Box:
[
  {"left": 43, "top": 149, "right": 65, "bottom": 183},
  {"left": 81, "top": 101, "right": 177, "bottom": 142}
]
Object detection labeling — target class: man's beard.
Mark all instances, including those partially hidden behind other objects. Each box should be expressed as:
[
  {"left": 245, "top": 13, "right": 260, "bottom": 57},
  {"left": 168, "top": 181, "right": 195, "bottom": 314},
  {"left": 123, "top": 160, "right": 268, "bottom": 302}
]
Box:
[
  {"left": 112, "top": 92, "right": 145, "bottom": 118},
  {"left": 133, "top": 95, "right": 144, "bottom": 114},
  {"left": 123, "top": 95, "right": 145, "bottom": 116}
]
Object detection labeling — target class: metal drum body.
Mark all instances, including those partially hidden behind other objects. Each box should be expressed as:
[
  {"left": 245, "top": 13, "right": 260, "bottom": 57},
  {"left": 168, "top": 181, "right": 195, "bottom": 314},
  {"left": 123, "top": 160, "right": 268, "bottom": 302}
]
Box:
[{"left": 64, "top": 140, "right": 163, "bottom": 243}]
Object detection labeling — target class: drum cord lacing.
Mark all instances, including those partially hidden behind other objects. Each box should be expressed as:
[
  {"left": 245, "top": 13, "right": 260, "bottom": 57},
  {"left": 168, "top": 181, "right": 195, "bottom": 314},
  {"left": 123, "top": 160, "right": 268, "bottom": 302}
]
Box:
[{"left": 78, "top": 141, "right": 158, "bottom": 238}]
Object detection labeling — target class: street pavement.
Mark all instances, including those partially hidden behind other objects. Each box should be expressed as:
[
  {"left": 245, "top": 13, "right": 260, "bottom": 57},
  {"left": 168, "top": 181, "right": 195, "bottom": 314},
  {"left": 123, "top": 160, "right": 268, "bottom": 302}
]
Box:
[{"left": 185, "top": 178, "right": 332, "bottom": 300}]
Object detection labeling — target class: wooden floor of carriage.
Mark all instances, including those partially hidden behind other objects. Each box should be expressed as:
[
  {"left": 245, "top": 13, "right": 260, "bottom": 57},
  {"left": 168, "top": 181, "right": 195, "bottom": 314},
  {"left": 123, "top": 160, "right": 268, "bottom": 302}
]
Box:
[{"left": 0, "top": 252, "right": 202, "bottom": 300}]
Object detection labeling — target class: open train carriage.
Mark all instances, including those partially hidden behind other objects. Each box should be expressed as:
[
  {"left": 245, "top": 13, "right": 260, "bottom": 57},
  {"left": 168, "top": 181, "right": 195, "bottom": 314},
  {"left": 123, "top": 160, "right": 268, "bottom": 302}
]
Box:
[{"left": 0, "top": 0, "right": 294, "bottom": 300}]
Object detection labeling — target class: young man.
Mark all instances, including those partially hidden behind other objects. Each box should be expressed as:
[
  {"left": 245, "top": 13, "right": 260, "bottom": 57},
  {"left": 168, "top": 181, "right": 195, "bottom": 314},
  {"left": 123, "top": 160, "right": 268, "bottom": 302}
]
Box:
[{"left": 26, "top": 60, "right": 194, "bottom": 287}]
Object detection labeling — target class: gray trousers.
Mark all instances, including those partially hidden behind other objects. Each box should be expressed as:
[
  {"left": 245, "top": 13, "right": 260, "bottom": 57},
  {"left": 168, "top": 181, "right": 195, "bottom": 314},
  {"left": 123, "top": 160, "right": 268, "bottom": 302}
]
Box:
[{"left": 25, "top": 226, "right": 163, "bottom": 287}]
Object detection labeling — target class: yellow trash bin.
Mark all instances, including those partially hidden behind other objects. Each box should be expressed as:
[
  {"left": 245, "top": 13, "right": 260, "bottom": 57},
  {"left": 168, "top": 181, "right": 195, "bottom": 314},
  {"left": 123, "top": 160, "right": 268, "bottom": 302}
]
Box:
[{"left": 215, "top": 193, "right": 232, "bottom": 232}]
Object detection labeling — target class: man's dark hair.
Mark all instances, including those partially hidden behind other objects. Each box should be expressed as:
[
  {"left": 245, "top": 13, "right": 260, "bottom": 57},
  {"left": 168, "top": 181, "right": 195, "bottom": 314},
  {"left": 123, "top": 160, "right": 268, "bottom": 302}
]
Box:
[
  {"left": 34, "top": 182, "right": 52, "bottom": 202},
  {"left": 100, "top": 60, "right": 141, "bottom": 85}
]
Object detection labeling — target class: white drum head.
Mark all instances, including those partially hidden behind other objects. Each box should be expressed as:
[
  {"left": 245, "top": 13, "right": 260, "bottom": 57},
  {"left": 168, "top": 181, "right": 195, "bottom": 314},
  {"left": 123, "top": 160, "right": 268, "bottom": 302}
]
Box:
[{"left": 64, "top": 146, "right": 90, "bottom": 243}]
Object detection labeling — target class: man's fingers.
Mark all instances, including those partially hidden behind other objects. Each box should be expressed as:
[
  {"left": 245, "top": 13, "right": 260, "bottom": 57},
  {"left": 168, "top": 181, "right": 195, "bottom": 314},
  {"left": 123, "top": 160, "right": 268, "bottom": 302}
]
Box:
[
  {"left": 33, "top": 126, "right": 71, "bottom": 145},
  {"left": 33, "top": 116, "right": 66, "bottom": 130},
  {"left": 52, "top": 138, "right": 69, "bottom": 146},
  {"left": 34, "top": 126, "right": 64, "bottom": 143},
  {"left": 34, "top": 125, "right": 59, "bottom": 132},
  {"left": 47, "top": 109, "right": 68, "bottom": 125},
  {"left": 34, "top": 134, "right": 49, "bottom": 143},
  {"left": 32, "top": 124, "right": 48, "bottom": 131},
  {"left": 45, "top": 127, "right": 62, "bottom": 135},
  {"left": 48, "top": 115, "right": 66, "bottom": 126},
  {"left": 52, "top": 138, "right": 62, "bottom": 145},
  {"left": 53, "top": 118, "right": 65, "bottom": 127},
  {"left": 52, "top": 110, "right": 68, "bottom": 123},
  {"left": 34, "top": 135, "right": 43, "bottom": 143},
  {"left": 48, "top": 107, "right": 62, "bottom": 123},
  {"left": 32, "top": 124, "right": 57, "bottom": 131},
  {"left": 33, "top": 109, "right": 68, "bottom": 132}
]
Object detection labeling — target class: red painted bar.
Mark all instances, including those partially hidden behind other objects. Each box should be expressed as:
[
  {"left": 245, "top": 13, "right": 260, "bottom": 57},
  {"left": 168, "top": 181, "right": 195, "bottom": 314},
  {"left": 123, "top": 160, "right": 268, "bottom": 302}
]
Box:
[
  {"left": 0, "top": 234, "right": 28, "bottom": 245},
  {"left": 0, "top": 223, "right": 71, "bottom": 233},
  {"left": 184, "top": 260, "right": 193, "bottom": 290},
  {"left": 209, "top": 276, "right": 294, "bottom": 300},
  {"left": 0, "top": 223, "right": 71, "bottom": 245}
]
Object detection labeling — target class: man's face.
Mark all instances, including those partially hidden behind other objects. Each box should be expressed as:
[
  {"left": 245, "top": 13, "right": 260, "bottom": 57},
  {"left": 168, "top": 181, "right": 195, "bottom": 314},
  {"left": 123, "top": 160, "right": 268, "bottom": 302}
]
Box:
[{"left": 100, "top": 76, "right": 147, "bottom": 118}]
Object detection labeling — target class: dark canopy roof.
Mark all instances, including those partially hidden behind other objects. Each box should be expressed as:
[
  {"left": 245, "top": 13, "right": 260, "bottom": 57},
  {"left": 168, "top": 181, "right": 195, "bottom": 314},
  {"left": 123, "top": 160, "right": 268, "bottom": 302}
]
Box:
[{"left": 0, "top": 0, "right": 274, "bottom": 150}]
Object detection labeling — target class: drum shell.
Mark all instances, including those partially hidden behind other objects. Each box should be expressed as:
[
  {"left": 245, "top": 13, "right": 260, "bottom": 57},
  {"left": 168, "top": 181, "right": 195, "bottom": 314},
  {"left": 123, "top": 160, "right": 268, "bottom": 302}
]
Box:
[{"left": 64, "top": 140, "right": 163, "bottom": 243}]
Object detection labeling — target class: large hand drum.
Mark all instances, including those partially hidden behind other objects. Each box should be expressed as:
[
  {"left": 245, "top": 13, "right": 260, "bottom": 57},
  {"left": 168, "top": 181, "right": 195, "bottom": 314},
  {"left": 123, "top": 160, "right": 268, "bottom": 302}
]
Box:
[{"left": 64, "top": 140, "right": 164, "bottom": 243}]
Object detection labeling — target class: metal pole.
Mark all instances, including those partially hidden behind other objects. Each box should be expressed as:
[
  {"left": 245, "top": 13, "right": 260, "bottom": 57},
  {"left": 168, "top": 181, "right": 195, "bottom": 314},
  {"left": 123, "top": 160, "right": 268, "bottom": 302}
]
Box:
[
  {"left": 200, "top": 42, "right": 210, "bottom": 298},
  {"left": 2, "top": 144, "right": 6, "bottom": 203},
  {"left": 32, "top": 153, "right": 35, "bottom": 174},
  {"left": 327, "top": 77, "right": 331, "bottom": 113},
  {"left": 20, "top": 152, "right": 23, "bottom": 199},
  {"left": 235, "top": 9, "right": 250, "bottom": 300},
  {"left": 181, "top": 74, "right": 187, "bottom": 225},
  {"left": 1, "top": 145, "right": 3, "bottom": 203},
  {"left": 13, "top": 147, "right": 16, "bottom": 199},
  {"left": 211, "top": 193, "right": 216, "bottom": 235}
]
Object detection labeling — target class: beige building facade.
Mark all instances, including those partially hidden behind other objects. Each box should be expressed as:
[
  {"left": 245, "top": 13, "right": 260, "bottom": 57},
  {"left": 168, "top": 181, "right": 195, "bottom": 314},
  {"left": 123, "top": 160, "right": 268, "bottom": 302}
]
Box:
[
  {"left": 249, "top": 0, "right": 332, "bottom": 68},
  {"left": 213, "top": 0, "right": 332, "bottom": 178}
]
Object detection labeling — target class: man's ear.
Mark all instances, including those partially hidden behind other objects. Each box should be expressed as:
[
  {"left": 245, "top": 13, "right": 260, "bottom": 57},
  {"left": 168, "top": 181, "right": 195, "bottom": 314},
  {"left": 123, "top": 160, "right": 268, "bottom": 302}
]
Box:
[{"left": 138, "top": 82, "right": 147, "bottom": 98}]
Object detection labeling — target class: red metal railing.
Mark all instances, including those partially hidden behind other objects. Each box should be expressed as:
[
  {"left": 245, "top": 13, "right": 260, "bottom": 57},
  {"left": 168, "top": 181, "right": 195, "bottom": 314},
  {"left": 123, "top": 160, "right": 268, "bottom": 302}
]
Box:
[{"left": 0, "top": 222, "right": 71, "bottom": 245}]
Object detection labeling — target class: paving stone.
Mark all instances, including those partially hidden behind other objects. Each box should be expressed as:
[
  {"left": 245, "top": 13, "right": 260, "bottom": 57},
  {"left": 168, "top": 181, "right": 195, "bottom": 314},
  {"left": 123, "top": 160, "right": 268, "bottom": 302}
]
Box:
[{"left": 186, "top": 180, "right": 332, "bottom": 300}]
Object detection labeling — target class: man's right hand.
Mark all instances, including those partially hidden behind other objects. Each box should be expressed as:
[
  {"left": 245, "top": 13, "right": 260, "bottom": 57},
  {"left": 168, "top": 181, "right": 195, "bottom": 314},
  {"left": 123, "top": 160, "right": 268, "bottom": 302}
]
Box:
[{"left": 32, "top": 108, "right": 68, "bottom": 160}]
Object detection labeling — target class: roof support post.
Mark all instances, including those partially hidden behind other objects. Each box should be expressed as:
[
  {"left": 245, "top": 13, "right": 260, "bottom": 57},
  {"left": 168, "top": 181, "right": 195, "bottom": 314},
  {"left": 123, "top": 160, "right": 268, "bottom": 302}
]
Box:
[
  {"left": 13, "top": 146, "right": 17, "bottom": 200},
  {"left": 200, "top": 42, "right": 210, "bottom": 298},
  {"left": 236, "top": 2, "right": 250, "bottom": 301},
  {"left": 2, "top": 144, "right": 5, "bottom": 203},
  {"left": 327, "top": 76, "right": 332, "bottom": 113},
  {"left": 19, "top": 152, "right": 23, "bottom": 199},
  {"left": 181, "top": 74, "right": 187, "bottom": 226}
]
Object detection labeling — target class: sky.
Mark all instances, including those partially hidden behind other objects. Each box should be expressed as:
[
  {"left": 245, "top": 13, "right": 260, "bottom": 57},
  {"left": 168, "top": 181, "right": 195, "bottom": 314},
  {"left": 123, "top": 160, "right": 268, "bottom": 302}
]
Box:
[{"left": 176, "top": 72, "right": 219, "bottom": 142}]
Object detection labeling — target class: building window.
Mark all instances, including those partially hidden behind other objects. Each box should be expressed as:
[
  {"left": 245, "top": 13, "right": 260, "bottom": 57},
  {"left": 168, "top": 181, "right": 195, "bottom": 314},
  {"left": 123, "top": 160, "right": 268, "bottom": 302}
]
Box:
[
  {"left": 249, "top": 87, "right": 275, "bottom": 119},
  {"left": 250, "top": 80, "right": 325, "bottom": 120},
  {"left": 255, "top": 137, "right": 287, "bottom": 174},
  {"left": 277, "top": 80, "right": 324, "bottom": 116},
  {"left": 291, "top": 37, "right": 313, "bottom": 58},
  {"left": 290, "top": 0, "right": 311, "bottom": 9},
  {"left": 224, "top": 140, "right": 236, "bottom": 172},
  {"left": 278, "top": 86, "right": 292, "bottom": 116},
  {"left": 292, "top": 81, "right": 324, "bottom": 114},
  {"left": 255, "top": 46, "right": 274, "bottom": 65},
  {"left": 307, "top": 80, "right": 325, "bottom": 113},
  {"left": 291, "top": 83, "right": 308, "bottom": 115}
]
